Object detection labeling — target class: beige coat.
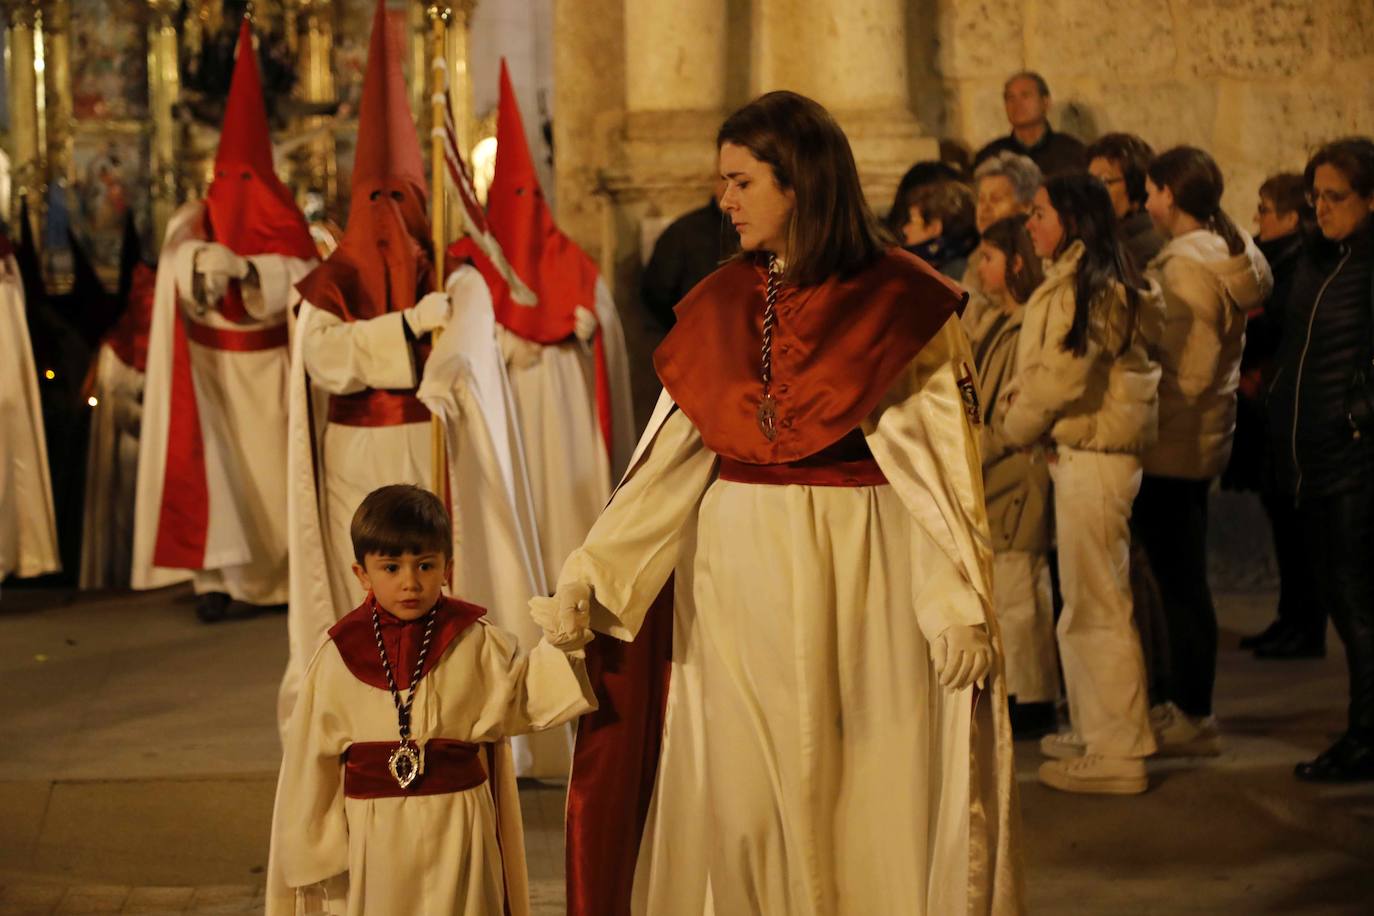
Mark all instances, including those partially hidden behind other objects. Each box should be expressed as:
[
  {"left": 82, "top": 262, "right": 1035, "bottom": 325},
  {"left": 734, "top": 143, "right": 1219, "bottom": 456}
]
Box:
[
  {"left": 999, "top": 241, "right": 1164, "bottom": 454},
  {"left": 1142, "top": 229, "right": 1272, "bottom": 480},
  {"left": 976, "top": 304, "right": 1051, "bottom": 554}
]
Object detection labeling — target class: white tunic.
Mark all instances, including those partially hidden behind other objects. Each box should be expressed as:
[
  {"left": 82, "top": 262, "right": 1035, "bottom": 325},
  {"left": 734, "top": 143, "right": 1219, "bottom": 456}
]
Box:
[
  {"left": 0, "top": 254, "right": 59, "bottom": 581},
  {"left": 502, "top": 276, "right": 636, "bottom": 584},
  {"left": 267, "top": 622, "right": 596, "bottom": 916},
  {"left": 80, "top": 345, "right": 176, "bottom": 588},
  {"left": 131, "top": 202, "right": 316, "bottom": 602},
  {"left": 560, "top": 318, "right": 1023, "bottom": 915},
  {"left": 282, "top": 268, "right": 553, "bottom": 775}
]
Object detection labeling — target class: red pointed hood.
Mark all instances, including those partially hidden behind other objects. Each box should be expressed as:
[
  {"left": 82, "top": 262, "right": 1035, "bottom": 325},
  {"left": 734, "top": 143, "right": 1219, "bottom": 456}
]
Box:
[
  {"left": 204, "top": 17, "right": 315, "bottom": 261},
  {"left": 296, "top": 0, "right": 432, "bottom": 321},
  {"left": 483, "top": 59, "right": 598, "bottom": 344}
]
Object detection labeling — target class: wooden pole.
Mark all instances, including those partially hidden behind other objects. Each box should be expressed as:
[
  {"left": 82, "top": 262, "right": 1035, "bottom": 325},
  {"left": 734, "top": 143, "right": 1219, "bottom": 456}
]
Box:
[{"left": 428, "top": 4, "right": 450, "bottom": 503}]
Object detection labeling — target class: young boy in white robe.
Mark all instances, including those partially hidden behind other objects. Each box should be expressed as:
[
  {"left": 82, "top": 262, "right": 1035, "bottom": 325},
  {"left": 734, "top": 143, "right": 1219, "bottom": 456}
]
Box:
[{"left": 267, "top": 484, "right": 595, "bottom": 916}]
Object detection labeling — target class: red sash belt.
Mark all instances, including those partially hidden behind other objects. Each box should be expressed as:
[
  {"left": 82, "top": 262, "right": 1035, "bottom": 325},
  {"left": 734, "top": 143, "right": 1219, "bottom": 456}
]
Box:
[
  {"left": 343, "top": 739, "right": 487, "bottom": 799},
  {"left": 184, "top": 318, "right": 288, "bottom": 352},
  {"left": 328, "top": 389, "right": 432, "bottom": 426},
  {"left": 717, "top": 429, "right": 888, "bottom": 487}
]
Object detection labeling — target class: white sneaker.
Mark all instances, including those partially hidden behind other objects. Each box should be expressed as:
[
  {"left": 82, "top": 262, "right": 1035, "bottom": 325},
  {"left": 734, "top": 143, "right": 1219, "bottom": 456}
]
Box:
[
  {"left": 1039, "top": 729, "right": 1085, "bottom": 760},
  {"left": 1038, "top": 755, "right": 1148, "bottom": 795},
  {"left": 1150, "top": 702, "right": 1222, "bottom": 757}
]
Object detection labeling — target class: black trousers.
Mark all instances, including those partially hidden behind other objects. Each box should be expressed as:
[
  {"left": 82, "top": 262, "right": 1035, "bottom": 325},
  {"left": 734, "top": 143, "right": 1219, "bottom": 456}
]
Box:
[
  {"left": 1298, "top": 482, "right": 1374, "bottom": 737},
  {"left": 1134, "top": 475, "right": 1217, "bottom": 718},
  {"left": 1260, "top": 481, "right": 1326, "bottom": 639}
]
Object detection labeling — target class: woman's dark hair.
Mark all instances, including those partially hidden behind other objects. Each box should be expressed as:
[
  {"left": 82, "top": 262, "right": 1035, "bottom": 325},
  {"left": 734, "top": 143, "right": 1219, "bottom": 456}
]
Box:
[
  {"left": 885, "top": 160, "right": 964, "bottom": 234},
  {"left": 718, "top": 91, "right": 889, "bottom": 286},
  {"left": 1042, "top": 173, "right": 1144, "bottom": 357},
  {"left": 1304, "top": 136, "right": 1374, "bottom": 198},
  {"left": 1259, "top": 172, "right": 1315, "bottom": 227},
  {"left": 980, "top": 215, "right": 1044, "bottom": 305},
  {"left": 350, "top": 484, "right": 452, "bottom": 564},
  {"left": 1084, "top": 132, "right": 1155, "bottom": 209},
  {"left": 1147, "top": 146, "right": 1245, "bottom": 256}
]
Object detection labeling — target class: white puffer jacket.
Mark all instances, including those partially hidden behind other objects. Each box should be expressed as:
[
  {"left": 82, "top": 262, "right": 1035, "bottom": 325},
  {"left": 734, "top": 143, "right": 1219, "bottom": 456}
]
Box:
[{"left": 1142, "top": 229, "right": 1273, "bottom": 479}]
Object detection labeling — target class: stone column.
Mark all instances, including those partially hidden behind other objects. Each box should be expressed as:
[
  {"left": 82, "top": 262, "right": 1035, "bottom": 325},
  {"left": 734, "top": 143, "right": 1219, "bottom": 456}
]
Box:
[
  {"left": 5, "top": 0, "right": 43, "bottom": 233},
  {"left": 146, "top": 0, "right": 181, "bottom": 249},
  {"left": 623, "top": 0, "right": 726, "bottom": 114},
  {"left": 752, "top": 0, "right": 935, "bottom": 204},
  {"left": 40, "top": 0, "right": 72, "bottom": 191}
]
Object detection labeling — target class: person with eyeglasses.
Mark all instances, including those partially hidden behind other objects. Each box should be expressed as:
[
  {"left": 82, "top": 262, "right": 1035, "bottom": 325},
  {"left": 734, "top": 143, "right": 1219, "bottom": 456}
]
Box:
[
  {"left": 1086, "top": 133, "right": 1166, "bottom": 270},
  {"left": 1234, "top": 174, "right": 1323, "bottom": 660},
  {"left": 1266, "top": 137, "right": 1374, "bottom": 783}
]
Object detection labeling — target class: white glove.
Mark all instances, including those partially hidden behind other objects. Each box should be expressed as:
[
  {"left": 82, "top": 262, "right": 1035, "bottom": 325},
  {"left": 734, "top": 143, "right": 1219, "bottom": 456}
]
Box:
[
  {"left": 529, "top": 582, "right": 594, "bottom": 652},
  {"left": 573, "top": 305, "right": 598, "bottom": 343},
  {"left": 196, "top": 242, "right": 250, "bottom": 281},
  {"left": 405, "top": 291, "right": 451, "bottom": 335},
  {"left": 931, "top": 624, "right": 992, "bottom": 691}
]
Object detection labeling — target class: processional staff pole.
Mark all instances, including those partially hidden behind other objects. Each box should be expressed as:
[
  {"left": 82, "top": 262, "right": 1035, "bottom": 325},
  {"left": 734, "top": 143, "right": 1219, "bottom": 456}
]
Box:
[{"left": 428, "top": 3, "right": 451, "bottom": 505}]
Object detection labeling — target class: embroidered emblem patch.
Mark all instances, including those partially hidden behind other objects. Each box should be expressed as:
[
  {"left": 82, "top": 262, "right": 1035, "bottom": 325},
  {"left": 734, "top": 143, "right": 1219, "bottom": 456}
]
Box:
[{"left": 956, "top": 362, "right": 982, "bottom": 426}]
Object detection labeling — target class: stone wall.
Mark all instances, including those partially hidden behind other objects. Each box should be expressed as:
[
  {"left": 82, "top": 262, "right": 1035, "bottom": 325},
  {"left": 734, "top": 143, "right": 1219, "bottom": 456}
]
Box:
[{"left": 932, "top": 0, "right": 1374, "bottom": 220}]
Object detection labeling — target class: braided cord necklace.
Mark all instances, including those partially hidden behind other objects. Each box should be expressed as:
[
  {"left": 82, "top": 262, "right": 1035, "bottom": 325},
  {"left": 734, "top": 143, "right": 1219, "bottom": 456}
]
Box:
[
  {"left": 756, "top": 254, "right": 782, "bottom": 441},
  {"left": 371, "top": 598, "right": 438, "bottom": 789}
]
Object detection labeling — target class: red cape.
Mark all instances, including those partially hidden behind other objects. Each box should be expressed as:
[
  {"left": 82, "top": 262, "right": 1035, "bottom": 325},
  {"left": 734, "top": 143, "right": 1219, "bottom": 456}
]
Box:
[
  {"left": 329, "top": 593, "right": 488, "bottom": 690},
  {"left": 654, "top": 248, "right": 968, "bottom": 463}
]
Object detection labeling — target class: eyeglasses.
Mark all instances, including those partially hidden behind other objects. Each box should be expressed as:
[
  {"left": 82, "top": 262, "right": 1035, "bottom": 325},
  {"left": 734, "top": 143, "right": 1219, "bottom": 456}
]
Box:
[{"left": 1306, "top": 188, "right": 1355, "bottom": 207}]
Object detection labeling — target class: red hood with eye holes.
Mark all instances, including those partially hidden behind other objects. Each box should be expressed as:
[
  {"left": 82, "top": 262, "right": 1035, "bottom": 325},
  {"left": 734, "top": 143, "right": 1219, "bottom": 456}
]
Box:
[
  {"left": 203, "top": 17, "right": 315, "bottom": 262},
  {"left": 294, "top": 0, "right": 434, "bottom": 321}
]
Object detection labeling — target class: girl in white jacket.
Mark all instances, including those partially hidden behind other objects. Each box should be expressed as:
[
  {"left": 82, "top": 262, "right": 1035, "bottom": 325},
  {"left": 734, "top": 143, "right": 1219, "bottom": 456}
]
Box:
[
  {"left": 1138, "top": 146, "right": 1273, "bottom": 756},
  {"left": 999, "top": 173, "right": 1166, "bottom": 795}
]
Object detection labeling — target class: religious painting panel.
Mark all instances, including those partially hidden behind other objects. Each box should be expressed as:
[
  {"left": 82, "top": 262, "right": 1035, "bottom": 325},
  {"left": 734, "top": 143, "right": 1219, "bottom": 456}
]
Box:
[
  {"left": 70, "top": 0, "right": 149, "bottom": 121},
  {"left": 71, "top": 128, "right": 149, "bottom": 278}
]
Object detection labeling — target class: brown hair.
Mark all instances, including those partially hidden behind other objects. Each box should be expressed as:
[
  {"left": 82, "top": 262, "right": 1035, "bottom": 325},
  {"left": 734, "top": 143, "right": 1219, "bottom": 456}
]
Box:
[
  {"left": 911, "top": 181, "right": 978, "bottom": 247},
  {"left": 980, "top": 215, "right": 1044, "bottom": 305},
  {"left": 1084, "top": 132, "right": 1155, "bottom": 209},
  {"left": 717, "top": 91, "right": 889, "bottom": 287},
  {"left": 1147, "top": 146, "right": 1245, "bottom": 256},
  {"left": 350, "top": 484, "right": 451, "bottom": 564},
  {"left": 1304, "top": 136, "right": 1374, "bottom": 198},
  {"left": 1259, "top": 172, "right": 1315, "bottom": 225}
]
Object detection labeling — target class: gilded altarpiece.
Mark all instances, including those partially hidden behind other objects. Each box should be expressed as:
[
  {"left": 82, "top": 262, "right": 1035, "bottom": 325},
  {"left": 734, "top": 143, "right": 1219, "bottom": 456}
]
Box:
[{"left": 1, "top": 0, "right": 473, "bottom": 287}]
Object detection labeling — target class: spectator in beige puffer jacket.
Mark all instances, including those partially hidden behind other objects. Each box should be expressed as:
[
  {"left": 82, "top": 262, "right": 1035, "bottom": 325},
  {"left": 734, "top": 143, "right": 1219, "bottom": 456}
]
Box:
[
  {"left": 997, "top": 173, "right": 1165, "bottom": 796},
  {"left": 1135, "top": 146, "right": 1273, "bottom": 761}
]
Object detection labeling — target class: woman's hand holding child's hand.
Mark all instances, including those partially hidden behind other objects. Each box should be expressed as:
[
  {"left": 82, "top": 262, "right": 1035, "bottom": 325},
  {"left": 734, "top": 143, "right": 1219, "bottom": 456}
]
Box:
[{"left": 530, "top": 582, "right": 594, "bottom": 652}]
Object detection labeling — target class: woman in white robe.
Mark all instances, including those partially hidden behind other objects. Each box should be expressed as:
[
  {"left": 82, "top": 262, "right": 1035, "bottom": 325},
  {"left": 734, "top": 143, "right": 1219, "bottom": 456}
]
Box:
[{"left": 546, "top": 92, "right": 1023, "bottom": 916}]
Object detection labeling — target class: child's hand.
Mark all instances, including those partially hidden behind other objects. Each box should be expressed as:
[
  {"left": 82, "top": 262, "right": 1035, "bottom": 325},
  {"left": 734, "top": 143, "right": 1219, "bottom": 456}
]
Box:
[{"left": 530, "top": 582, "right": 594, "bottom": 651}]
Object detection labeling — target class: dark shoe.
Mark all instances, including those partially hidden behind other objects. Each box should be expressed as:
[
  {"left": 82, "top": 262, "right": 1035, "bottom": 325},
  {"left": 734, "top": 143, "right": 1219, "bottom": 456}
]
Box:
[
  {"left": 1295, "top": 734, "right": 1374, "bottom": 783},
  {"left": 195, "top": 591, "right": 232, "bottom": 623},
  {"left": 1240, "top": 618, "right": 1288, "bottom": 650},
  {"left": 1255, "top": 628, "right": 1325, "bottom": 659},
  {"left": 1009, "top": 699, "right": 1057, "bottom": 739}
]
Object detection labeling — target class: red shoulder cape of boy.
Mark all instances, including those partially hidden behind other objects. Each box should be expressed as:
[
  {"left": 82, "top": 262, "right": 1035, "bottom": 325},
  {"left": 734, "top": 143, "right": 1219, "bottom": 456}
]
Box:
[{"left": 329, "top": 594, "right": 487, "bottom": 689}]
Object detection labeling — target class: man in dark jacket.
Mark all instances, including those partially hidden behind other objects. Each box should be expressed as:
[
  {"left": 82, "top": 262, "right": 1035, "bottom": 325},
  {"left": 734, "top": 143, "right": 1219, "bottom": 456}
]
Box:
[
  {"left": 974, "top": 72, "right": 1086, "bottom": 178},
  {"left": 1266, "top": 137, "right": 1374, "bottom": 783},
  {"left": 640, "top": 188, "right": 736, "bottom": 330}
]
